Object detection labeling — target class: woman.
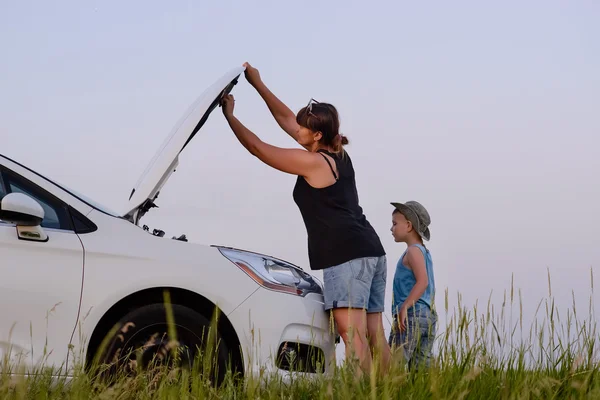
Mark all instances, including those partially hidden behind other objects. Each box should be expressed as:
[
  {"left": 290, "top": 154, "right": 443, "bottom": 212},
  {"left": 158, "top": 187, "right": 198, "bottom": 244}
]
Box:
[{"left": 221, "top": 62, "right": 391, "bottom": 375}]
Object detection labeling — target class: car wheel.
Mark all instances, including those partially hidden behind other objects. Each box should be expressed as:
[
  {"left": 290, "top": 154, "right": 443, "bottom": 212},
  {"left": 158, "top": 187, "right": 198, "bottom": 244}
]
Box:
[{"left": 94, "top": 303, "right": 230, "bottom": 386}]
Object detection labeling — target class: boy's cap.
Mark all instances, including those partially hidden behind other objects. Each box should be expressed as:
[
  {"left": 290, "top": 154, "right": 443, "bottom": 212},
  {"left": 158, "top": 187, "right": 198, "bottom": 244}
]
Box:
[{"left": 391, "top": 200, "right": 431, "bottom": 241}]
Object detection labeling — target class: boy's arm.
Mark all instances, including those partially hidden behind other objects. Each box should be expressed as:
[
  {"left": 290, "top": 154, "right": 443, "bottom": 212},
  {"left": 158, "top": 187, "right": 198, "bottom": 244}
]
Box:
[{"left": 397, "top": 246, "right": 428, "bottom": 331}]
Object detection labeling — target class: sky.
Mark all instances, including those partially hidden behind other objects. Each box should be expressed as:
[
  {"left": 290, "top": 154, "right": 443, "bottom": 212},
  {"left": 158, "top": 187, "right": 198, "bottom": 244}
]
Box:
[{"left": 1, "top": 1, "right": 599, "bottom": 359}]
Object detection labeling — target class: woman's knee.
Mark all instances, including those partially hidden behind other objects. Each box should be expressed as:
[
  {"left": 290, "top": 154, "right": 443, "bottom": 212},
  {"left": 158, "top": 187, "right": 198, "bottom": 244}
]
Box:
[
  {"left": 366, "top": 313, "right": 385, "bottom": 335},
  {"left": 332, "top": 308, "right": 367, "bottom": 336}
]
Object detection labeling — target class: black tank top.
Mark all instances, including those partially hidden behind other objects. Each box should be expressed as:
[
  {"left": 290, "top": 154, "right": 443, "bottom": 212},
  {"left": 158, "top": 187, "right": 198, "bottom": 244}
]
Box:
[{"left": 292, "top": 149, "right": 386, "bottom": 270}]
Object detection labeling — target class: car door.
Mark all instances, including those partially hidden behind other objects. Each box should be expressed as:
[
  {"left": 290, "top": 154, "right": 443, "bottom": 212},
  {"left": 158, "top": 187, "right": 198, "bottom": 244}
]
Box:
[{"left": 0, "top": 165, "right": 84, "bottom": 374}]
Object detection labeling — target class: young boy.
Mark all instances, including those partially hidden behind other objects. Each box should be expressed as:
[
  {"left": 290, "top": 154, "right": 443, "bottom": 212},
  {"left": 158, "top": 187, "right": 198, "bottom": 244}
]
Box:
[{"left": 389, "top": 200, "right": 437, "bottom": 370}]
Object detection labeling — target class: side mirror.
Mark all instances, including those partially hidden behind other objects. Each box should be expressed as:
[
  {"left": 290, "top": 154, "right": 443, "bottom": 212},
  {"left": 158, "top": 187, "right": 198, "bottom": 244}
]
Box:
[
  {"left": 0, "top": 193, "right": 48, "bottom": 242},
  {"left": 0, "top": 192, "right": 44, "bottom": 225}
]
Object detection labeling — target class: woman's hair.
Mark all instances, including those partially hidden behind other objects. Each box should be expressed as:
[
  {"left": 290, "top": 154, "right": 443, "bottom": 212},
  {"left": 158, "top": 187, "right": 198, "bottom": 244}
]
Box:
[{"left": 296, "top": 101, "right": 349, "bottom": 153}]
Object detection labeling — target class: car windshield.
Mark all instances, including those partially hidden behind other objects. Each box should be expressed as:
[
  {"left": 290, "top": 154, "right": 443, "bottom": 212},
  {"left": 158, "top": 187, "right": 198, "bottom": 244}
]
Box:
[
  {"left": 56, "top": 182, "right": 121, "bottom": 217},
  {"left": 2, "top": 154, "right": 122, "bottom": 218}
]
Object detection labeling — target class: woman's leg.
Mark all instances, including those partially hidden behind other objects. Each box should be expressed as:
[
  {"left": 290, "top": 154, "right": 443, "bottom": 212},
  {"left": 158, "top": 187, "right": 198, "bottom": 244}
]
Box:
[
  {"left": 322, "top": 258, "right": 378, "bottom": 376},
  {"left": 365, "top": 255, "right": 391, "bottom": 374},
  {"left": 332, "top": 307, "right": 371, "bottom": 375},
  {"left": 367, "top": 312, "right": 391, "bottom": 373}
]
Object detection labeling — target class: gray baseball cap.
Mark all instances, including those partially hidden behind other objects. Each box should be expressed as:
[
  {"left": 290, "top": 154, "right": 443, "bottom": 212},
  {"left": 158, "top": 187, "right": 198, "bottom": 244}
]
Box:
[{"left": 391, "top": 200, "right": 431, "bottom": 241}]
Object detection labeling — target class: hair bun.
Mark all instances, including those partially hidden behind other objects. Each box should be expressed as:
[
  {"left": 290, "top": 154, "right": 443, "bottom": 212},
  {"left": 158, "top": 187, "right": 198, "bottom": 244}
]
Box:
[{"left": 340, "top": 134, "right": 349, "bottom": 146}]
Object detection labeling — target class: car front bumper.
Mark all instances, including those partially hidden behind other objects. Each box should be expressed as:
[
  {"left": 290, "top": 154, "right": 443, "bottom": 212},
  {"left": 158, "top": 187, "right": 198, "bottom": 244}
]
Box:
[{"left": 227, "top": 286, "right": 336, "bottom": 380}]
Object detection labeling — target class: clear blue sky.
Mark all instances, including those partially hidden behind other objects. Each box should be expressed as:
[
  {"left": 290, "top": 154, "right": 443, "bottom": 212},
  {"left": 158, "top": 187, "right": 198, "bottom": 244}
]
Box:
[{"left": 2, "top": 1, "right": 599, "bottom": 353}]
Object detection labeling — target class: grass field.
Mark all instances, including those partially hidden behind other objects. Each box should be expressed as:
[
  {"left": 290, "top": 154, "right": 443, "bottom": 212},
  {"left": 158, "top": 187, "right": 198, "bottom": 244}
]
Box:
[{"left": 1, "top": 270, "right": 598, "bottom": 399}]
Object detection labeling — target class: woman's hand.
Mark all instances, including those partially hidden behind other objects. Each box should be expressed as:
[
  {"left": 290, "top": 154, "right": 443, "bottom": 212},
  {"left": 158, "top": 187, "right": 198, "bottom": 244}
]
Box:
[
  {"left": 243, "top": 62, "right": 261, "bottom": 87},
  {"left": 220, "top": 94, "right": 235, "bottom": 118}
]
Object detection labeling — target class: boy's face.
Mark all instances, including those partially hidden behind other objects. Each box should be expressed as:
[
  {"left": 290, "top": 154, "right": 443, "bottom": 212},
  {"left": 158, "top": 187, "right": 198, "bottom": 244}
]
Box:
[{"left": 391, "top": 211, "right": 412, "bottom": 243}]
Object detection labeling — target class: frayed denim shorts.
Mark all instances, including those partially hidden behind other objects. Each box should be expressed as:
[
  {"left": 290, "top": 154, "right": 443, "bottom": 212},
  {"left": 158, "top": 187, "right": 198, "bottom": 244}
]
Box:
[{"left": 322, "top": 255, "right": 387, "bottom": 313}]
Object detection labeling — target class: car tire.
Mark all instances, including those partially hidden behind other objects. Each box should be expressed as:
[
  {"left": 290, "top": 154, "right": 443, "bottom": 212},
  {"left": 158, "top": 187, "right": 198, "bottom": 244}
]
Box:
[{"left": 94, "top": 303, "right": 230, "bottom": 386}]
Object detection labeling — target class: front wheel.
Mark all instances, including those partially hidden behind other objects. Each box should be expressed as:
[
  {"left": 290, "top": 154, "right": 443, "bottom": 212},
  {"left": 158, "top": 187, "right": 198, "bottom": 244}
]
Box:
[{"left": 93, "top": 303, "right": 231, "bottom": 386}]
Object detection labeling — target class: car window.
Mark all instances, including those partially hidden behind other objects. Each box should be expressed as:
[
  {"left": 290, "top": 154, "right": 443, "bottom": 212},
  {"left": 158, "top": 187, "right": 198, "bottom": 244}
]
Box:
[{"left": 1, "top": 169, "right": 72, "bottom": 231}]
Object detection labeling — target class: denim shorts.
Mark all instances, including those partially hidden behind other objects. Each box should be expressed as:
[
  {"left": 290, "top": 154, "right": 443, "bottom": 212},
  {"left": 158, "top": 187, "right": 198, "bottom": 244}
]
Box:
[
  {"left": 322, "top": 255, "right": 387, "bottom": 313},
  {"left": 388, "top": 306, "right": 437, "bottom": 369}
]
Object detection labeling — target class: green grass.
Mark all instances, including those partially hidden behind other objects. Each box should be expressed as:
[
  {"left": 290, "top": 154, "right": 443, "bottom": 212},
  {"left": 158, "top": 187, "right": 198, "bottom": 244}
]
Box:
[{"left": 1, "top": 269, "right": 598, "bottom": 399}]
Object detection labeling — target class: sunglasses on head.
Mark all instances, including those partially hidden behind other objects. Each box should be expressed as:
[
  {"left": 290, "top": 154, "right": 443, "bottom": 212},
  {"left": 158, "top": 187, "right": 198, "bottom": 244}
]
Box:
[{"left": 306, "top": 98, "right": 320, "bottom": 116}]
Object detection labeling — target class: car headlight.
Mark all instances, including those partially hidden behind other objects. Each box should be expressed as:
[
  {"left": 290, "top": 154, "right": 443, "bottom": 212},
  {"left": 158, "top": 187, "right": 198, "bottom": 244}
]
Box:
[{"left": 216, "top": 246, "right": 322, "bottom": 297}]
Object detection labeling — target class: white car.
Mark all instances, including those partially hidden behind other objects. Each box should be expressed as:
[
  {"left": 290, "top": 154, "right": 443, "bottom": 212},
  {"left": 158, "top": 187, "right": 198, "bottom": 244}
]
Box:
[{"left": 0, "top": 66, "right": 336, "bottom": 383}]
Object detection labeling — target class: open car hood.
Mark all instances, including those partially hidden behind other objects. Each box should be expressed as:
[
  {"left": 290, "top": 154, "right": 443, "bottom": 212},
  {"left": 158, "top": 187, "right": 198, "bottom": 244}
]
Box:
[{"left": 123, "top": 66, "right": 244, "bottom": 225}]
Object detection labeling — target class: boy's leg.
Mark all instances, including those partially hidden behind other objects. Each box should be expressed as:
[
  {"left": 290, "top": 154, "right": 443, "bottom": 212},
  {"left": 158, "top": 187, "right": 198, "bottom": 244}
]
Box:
[
  {"left": 389, "top": 311, "right": 431, "bottom": 370},
  {"left": 403, "top": 313, "right": 419, "bottom": 369},
  {"left": 414, "top": 311, "right": 437, "bottom": 369},
  {"left": 404, "top": 308, "right": 437, "bottom": 371},
  {"left": 388, "top": 317, "right": 411, "bottom": 371}
]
